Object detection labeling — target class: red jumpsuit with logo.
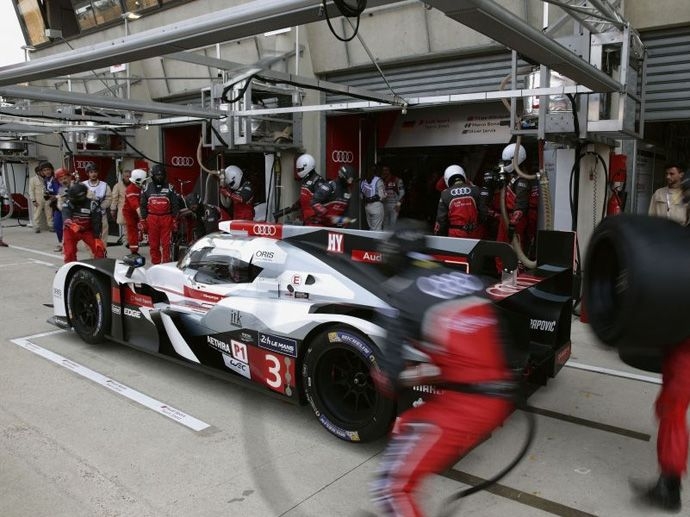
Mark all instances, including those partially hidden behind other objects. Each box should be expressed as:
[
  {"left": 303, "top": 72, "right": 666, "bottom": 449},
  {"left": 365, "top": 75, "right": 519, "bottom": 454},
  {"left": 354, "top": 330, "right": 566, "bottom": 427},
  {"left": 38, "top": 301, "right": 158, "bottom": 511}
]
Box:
[
  {"left": 371, "top": 262, "right": 514, "bottom": 517},
  {"left": 656, "top": 338, "right": 690, "bottom": 477},
  {"left": 140, "top": 182, "right": 180, "bottom": 264},
  {"left": 62, "top": 200, "right": 105, "bottom": 263},
  {"left": 295, "top": 172, "right": 331, "bottom": 226},
  {"left": 221, "top": 181, "right": 255, "bottom": 221},
  {"left": 322, "top": 177, "right": 352, "bottom": 227},
  {"left": 434, "top": 181, "right": 484, "bottom": 238},
  {"left": 122, "top": 182, "right": 142, "bottom": 254}
]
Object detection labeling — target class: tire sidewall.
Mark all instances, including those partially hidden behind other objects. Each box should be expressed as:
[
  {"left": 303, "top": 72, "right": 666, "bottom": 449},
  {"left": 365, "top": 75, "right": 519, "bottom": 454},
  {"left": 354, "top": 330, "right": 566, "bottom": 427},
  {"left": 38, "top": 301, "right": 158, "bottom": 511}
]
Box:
[
  {"left": 67, "top": 269, "right": 110, "bottom": 344},
  {"left": 302, "top": 327, "right": 395, "bottom": 442}
]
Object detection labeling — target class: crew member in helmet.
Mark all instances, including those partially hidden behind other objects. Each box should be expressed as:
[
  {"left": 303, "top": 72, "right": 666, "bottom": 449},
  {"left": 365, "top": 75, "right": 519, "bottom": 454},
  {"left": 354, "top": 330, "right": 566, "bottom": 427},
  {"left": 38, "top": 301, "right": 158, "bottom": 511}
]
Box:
[
  {"left": 369, "top": 219, "right": 516, "bottom": 516},
  {"left": 496, "top": 143, "right": 530, "bottom": 250},
  {"left": 434, "top": 164, "right": 484, "bottom": 238},
  {"left": 274, "top": 153, "right": 331, "bottom": 226},
  {"left": 220, "top": 165, "right": 255, "bottom": 221},
  {"left": 123, "top": 168, "right": 148, "bottom": 255},
  {"left": 323, "top": 165, "right": 355, "bottom": 227},
  {"left": 140, "top": 164, "right": 180, "bottom": 264},
  {"left": 61, "top": 183, "right": 106, "bottom": 263}
]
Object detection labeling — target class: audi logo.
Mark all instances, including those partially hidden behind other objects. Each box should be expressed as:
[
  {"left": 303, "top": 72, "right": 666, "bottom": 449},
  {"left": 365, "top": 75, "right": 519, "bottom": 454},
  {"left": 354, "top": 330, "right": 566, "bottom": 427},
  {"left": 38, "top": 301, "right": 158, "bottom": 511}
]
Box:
[
  {"left": 450, "top": 187, "right": 472, "bottom": 196},
  {"left": 252, "top": 224, "right": 278, "bottom": 236},
  {"left": 331, "top": 150, "right": 354, "bottom": 163},
  {"left": 170, "top": 156, "right": 195, "bottom": 167}
]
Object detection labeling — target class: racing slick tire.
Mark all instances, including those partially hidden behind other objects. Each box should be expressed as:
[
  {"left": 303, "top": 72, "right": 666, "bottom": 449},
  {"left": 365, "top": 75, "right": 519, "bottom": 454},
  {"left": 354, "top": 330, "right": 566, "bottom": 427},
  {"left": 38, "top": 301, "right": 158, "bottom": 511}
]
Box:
[
  {"left": 302, "top": 326, "right": 396, "bottom": 443},
  {"left": 67, "top": 269, "right": 111, "bottom": 345}
]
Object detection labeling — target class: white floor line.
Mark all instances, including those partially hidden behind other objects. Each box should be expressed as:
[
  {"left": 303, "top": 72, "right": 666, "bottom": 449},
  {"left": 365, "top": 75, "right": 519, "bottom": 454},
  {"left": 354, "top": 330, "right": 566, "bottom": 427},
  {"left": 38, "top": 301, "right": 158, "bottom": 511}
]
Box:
[
  {"left": 4, "top": 244, "right": 62, "bottom": 259},
  {"left": 566, "top": 361, "right": 662, "bottom": 385},
  {"left": 10, "top": 336, "right": 211, "bottom": 432}
]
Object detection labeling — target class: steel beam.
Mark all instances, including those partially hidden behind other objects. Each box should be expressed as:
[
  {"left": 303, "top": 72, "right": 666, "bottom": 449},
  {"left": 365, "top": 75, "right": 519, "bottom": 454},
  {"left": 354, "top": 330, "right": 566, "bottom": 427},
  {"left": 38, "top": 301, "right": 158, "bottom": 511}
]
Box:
[
  {"left": 425, "top": 0, "right": 622, "bottom": 92},
  {"left": 0, "top": 0, "right": 400, "bottom": 87},
  {"left": 0, "top": 85, "right": 222, "bottom": 119}
]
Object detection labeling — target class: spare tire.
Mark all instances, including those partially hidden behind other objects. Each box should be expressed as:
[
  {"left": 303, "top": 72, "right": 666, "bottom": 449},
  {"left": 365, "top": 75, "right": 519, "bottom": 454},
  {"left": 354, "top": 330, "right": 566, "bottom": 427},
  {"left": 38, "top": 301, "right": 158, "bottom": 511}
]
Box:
[{"left": 584, "top": 214, "right": 690, "bottom": 371}]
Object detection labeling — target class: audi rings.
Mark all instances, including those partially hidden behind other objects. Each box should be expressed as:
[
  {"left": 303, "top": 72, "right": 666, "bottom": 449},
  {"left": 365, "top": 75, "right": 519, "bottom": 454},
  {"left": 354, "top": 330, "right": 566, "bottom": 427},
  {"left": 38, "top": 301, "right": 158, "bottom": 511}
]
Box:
[
  {"left": 170, "top": 156, "right": 195, "bottom": 167},
  {"left": 331, "top": 150, "right": 354, "bottom": 163},
  {"left": 252, "top": 224, "right": 278, "bottom": 236}
]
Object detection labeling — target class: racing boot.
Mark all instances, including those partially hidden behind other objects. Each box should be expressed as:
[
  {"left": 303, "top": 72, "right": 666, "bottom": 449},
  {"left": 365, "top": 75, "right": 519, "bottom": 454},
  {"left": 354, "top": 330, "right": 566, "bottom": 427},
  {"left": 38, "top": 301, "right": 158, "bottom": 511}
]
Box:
[{"left": 634, "top": 474, "right": 681, "bottom": 512}]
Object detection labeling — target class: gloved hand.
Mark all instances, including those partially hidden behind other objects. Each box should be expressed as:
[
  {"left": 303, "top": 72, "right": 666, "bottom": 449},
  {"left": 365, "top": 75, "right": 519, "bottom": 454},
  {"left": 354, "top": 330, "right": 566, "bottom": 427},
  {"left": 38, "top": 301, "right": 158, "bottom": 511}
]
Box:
[
  {"left": 64, "top": 219, "right": 82, "bottom": 233},
  {"left": 510, "top": 209, "right": 524, "bottom": 225},
  {"left": 330, "top": 216, "right": 357, "bottom": 226},
  {"left": 93, "top": 238, "right": 106, "bottom": 258},
  {"left": 138, "top": 219, "right": 148, "bottom": 233}
]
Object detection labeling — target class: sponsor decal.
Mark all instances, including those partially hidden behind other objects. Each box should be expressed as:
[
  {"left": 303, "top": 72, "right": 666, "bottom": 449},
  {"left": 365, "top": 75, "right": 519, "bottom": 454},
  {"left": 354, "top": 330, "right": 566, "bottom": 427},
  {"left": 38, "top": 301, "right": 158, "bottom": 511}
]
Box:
[
  {"left": 111, "top": 304, "right": 121, "bottom": 315},
  {"left": 207, "top": 335, "right": 231, "bottom": 354},
  {"left": 170, "top": 156, "right": 195, "bottom": 167},
  {"left": 259, "top": 332, "right": 297, "bottom": 358},
  {"left": 123, "top": 290, "right": 153, "bottom": 308},
  {"left": 53, "top": 287, "right": 62, "bottom": 299},
  {"left": 327, "top": 331, "right": 376, "bottom": 364},
  {"left": 240, "top": 332, "right": 254, "bottom": 343},
  {"left": 351, "top": 250, "right": 383, "bottom": 263},
  {"left": 252, "top": 224, "right": 278, "bottom": 237},
  {"left": 431, "top": 254, "right": 469, "bottom": 271},
  {"left": 417, "top": 271, "right": 483, "bottom": 299},
  {"left": 222, "top": 355, "right": 251, "bottom": 379},
  {"left": 330, "top": 150, "right": 354, "bottom": 163},
  {"left": 230, "top": 311, "right": 242, "bottom": 327},
  {"left": 231, "top": 340, "right": 248, "bottom": 363},
  {"left": 327, "top": 233, "right": 344, "bottom": 253},
  {"left": 318, "top": 414, "right": 361, "bottom": 441},
  {"left": 254, "top": 250, "right": 275, "bottom": 261},
  {"left": 123, "top": 307, "right": 141, "bottom": 319},
  {"left": 530, "top": 319, "right": 557, "bottom": 332},
  {"left": 412, "top": 385, "right": 444, "bottom": 395},
  {"left": 450, "top": 186, "right": 472, "bottom": 196},
  {"left": 183, "top": 286, "right": 223, "bottom": 303},
  {"left": 291, "top": 275, "right": 302, "bottom": 285},
  {"left": 294, "top": 291, "right": 309, "bottom": 300}
]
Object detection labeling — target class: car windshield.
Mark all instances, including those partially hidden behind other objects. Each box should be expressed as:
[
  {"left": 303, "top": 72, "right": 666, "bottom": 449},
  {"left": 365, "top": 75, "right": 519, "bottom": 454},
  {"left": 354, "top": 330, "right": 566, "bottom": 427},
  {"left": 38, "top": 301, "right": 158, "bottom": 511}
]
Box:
[{"left": 181, "top": 246, "right": 261, "bottom": 285}]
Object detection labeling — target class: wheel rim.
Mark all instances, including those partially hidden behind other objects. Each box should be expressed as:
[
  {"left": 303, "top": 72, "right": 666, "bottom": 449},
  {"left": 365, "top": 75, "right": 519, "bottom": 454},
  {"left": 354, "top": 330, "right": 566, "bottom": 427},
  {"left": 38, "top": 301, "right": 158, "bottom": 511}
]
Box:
[
  {"left": 72, "top": 282, "right": 100, "bottom": 332},
  {"left": 313, "top": 346, "right": 378, "bottom": 426}
]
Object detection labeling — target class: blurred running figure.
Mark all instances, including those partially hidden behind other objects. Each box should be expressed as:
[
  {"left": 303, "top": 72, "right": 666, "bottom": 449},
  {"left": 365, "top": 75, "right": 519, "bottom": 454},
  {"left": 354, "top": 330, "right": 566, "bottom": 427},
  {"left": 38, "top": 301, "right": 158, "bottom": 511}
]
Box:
[
  {"left": 381, "top": 163, "right": 405, "bottom": 230},
  {"left": 370, "top": 220, "right": 515, "bottom": 517}
]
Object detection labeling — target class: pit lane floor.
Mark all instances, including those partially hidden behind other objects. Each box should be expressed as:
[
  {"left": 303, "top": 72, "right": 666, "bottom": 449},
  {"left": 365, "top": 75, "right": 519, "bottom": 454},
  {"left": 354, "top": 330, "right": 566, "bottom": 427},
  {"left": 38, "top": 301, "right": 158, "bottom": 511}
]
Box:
[{"left": 0, "top": 222, "right": 685, "bottom": 517}]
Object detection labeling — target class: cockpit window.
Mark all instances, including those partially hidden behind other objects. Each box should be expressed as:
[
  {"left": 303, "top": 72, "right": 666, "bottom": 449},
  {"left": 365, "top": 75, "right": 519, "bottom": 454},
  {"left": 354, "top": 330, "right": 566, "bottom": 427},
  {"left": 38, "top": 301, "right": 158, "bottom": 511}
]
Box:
[{"left": 179, "top": 246, "right": 262, "bottom": 284}]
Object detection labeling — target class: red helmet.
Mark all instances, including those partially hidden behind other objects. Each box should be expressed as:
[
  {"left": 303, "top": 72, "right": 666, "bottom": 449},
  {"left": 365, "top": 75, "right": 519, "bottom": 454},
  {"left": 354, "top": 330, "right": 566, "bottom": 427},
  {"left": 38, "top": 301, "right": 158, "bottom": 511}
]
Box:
[{"left": 54, "top": 168, "right": 69, "bottom": 181}]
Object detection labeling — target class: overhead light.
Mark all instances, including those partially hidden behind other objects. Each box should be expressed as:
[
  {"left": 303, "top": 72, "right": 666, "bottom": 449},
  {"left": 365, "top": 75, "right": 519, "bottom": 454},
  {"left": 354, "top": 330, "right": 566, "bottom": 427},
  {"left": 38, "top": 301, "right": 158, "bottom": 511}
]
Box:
[
  {"left": 122, "top": 12, "right": 142, "bottom": 21},
  {"left": 263, "top": 27, "right": 291, "bottom": 37}
]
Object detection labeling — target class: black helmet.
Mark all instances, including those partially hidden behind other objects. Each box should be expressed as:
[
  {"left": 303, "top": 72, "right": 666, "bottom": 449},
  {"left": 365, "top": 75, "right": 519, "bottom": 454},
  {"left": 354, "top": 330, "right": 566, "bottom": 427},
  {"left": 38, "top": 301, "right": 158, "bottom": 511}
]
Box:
[
  {"left": 67, "top": 183, "right": 88, "bottom": 205},
  {"left": 377, "top": 219, "right": 429, "bottom": 276},
  {"left": 37, "top": 160, "right": 54, "bottom": 172},
  {"left": 338, "top": 165, "right": 355, "bottom": 184},
  {"left": 151, "top": 164, "right": 167, "bottom": 186}
]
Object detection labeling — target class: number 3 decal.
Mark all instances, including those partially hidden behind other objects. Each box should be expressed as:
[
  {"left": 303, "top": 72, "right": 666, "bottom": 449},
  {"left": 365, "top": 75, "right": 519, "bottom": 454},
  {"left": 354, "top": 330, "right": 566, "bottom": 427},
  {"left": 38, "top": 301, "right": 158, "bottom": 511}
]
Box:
[{"left": 264, "top": 354, "right": 282, "bottom": 389}]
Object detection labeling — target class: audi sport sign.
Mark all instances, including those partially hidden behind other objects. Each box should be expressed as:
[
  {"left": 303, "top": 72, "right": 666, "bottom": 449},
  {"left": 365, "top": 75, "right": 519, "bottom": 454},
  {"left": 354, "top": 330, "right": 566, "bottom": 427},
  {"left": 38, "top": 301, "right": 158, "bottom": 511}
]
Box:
[
  {"left": 326, "top": 115, "right": 360, "bottom": 180},
  {"left": 170, "top": 156, "right": 195, "bottom": 167}
]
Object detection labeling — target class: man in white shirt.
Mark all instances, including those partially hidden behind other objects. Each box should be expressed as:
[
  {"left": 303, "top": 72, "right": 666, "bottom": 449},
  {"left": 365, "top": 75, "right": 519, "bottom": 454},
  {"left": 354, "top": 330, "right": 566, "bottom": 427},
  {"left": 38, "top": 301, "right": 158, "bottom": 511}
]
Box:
[
  {"left": 82, "top": 162, "right": 112, "bottom": 244},
  {"left": 649, "top": 163, "right": 688, "bottom": 226}
]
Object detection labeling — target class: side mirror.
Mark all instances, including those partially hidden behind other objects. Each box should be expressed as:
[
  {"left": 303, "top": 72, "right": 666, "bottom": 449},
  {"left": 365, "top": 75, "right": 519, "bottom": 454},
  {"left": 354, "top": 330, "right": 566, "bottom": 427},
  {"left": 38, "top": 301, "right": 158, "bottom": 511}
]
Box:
[{"left": 122, "top": 253, "right": 146, "bottom": 278}]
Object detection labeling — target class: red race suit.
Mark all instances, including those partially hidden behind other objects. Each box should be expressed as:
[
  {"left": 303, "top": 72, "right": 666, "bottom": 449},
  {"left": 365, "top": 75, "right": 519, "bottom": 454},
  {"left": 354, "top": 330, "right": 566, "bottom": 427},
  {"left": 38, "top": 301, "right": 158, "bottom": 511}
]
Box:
[
  {"left": 220, "top": 181, "right": 255, "bottom": 221},
  {"left": 371, "top": 260, "right": 515, "bottom": 517},
  {"left": 140, "top": 182, "right": 180, "bottom": 264},
  {"left": 122, "top": 182, "right": 142, "bottom": 254},
  {"left": 62, "top": 200, "right": 105, "bottom": 263},
  {"left": 434, "top": 181, "right": 484, "bottom": 238}
]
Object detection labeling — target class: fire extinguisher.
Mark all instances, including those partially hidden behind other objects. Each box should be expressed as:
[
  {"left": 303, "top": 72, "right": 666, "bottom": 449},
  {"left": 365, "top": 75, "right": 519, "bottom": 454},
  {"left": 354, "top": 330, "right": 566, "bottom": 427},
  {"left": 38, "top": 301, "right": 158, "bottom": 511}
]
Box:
[{"left": 607, "top": 153, "right": 627, "bottom": 216}]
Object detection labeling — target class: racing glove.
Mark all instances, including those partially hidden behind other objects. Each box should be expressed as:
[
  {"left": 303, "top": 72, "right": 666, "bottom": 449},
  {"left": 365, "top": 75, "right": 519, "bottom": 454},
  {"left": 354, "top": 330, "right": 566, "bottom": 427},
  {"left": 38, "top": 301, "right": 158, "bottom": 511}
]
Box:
[
  {"left": 510, "top": 210, "right": 524, "bottom": 225},
  {"left": 64, "top": 219, "right": 82, "bottom": 233}
]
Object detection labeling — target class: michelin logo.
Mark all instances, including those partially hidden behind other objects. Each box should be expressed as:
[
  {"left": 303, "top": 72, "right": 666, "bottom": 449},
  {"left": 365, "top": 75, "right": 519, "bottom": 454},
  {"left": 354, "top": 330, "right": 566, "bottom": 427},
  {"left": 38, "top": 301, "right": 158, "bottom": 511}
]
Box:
[{"left": 259, "top": 332, "right": 297, "bottom": 357}]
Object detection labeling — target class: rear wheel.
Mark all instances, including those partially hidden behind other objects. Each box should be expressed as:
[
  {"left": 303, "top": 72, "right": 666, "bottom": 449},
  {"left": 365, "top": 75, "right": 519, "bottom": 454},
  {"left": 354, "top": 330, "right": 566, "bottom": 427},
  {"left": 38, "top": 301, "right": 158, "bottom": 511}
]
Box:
[
  {"left": 302, "top": 327, "right": 396, "bottom": 442},
  {"left": 67, "top": 269, "right": 111, "bottom": 344}
]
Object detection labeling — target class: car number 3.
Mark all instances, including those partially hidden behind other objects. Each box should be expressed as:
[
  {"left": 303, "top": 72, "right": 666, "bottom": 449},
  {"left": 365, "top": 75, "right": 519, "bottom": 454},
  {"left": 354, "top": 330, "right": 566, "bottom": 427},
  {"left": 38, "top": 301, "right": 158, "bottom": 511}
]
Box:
[{"left": 264, "top": 354, "right": 282, "bottom": 389}]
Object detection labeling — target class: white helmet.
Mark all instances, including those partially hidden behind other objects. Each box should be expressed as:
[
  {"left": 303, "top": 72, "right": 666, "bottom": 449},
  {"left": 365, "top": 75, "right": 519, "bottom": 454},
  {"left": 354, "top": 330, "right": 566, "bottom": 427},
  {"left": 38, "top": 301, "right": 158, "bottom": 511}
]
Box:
[
  {"left": 224, "top": 165, "right": 243, "bottom": 191},
  {"left": 501, "top": 143, "right": 527, "bottom": 173},
  {"left": 444, "top": 165, "right": 467, "bottom": 187},
  {"left": 131, "top": 168, "right": 148, "bottom": 187},
  {"left": 295, "top": 153, "right": 315, "bottom": 179}
]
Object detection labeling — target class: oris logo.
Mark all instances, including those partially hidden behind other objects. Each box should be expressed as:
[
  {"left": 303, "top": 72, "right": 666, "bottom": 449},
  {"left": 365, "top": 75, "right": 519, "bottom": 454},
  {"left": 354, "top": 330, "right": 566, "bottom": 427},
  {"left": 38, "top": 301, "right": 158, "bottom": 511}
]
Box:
[
  {"left": 255, "top": 250, "right": 275, "bottom": 259},
  {"left": 170, "top": 156, "right": 195, "bottom": 167},
  {"left": 252, "top": 224, "right": 278, "bottom": 237},
  {"left": 331, "top": 150, "right": 354, "bottom": 163}
]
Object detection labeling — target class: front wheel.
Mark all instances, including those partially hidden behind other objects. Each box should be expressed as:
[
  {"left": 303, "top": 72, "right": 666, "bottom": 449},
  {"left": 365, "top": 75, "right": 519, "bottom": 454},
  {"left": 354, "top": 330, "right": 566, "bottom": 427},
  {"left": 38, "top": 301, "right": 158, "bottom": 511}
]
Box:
[
  {"left": 67, "top": 269, "right": 111, "bottom": 344},
  {"left": 302, "top": 327, "right": 396, "bottom": 442}
]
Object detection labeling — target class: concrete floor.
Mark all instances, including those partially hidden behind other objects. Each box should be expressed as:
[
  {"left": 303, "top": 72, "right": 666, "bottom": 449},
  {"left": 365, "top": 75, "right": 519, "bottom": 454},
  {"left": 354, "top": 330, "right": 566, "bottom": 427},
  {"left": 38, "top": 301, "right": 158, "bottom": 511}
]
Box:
[{"left": 0, "top": 219, "right": 686, "bottom": 517}]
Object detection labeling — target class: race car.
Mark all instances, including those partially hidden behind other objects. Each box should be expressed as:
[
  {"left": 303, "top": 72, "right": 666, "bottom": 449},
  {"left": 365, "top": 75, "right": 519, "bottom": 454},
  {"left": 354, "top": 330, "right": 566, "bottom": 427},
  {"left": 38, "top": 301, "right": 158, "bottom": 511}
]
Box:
[{"left": 50, "top": 220, "right": 574, "bottom": 442}]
